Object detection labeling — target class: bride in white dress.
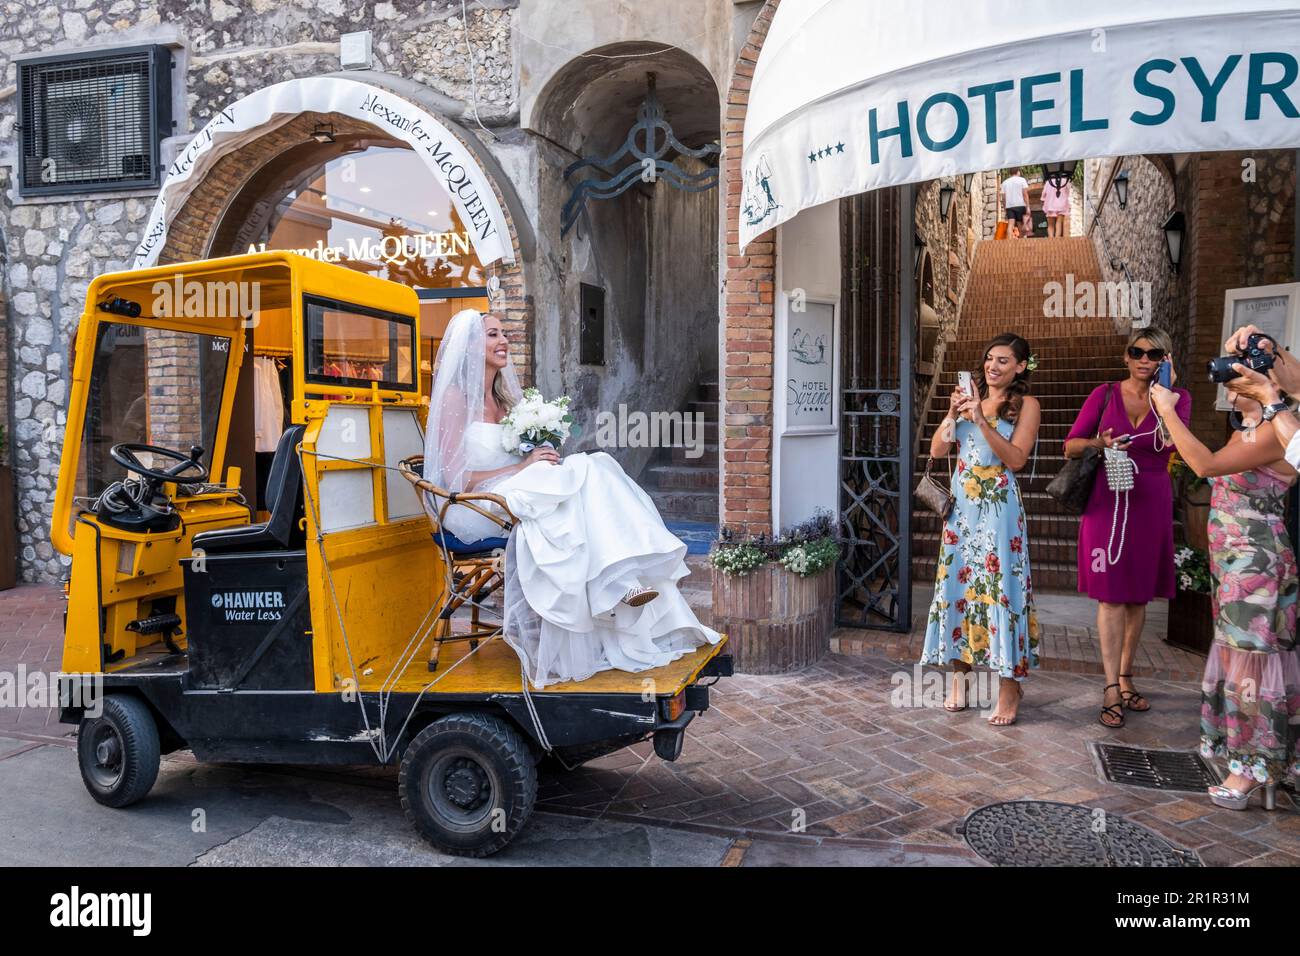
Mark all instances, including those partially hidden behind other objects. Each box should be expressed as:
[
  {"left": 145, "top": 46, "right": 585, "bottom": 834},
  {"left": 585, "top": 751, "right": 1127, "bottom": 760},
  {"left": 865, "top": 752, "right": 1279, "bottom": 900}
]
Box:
[{"left": 422, "top": 309, "right": 721, "bottom": 688}]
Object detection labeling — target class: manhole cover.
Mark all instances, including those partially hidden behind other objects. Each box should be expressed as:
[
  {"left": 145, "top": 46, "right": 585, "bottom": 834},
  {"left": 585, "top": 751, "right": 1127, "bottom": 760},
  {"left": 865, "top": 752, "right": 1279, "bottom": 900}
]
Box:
[
  {"left": 1090, "top": 744, "right": 1221, "bottom": 793},
  {"left": 960, "top": 801, "right": 1202, "bottom": 867}
]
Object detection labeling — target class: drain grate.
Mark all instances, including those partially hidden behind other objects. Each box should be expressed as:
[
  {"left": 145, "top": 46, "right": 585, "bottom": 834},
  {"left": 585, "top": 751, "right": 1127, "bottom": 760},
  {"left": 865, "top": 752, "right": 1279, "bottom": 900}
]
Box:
[
  {"left": 1090, "top": 744, "right": 1222, "bottom": 793},
  {"left": 960, "top": 801, "right": 1202, "bottom": 867}
]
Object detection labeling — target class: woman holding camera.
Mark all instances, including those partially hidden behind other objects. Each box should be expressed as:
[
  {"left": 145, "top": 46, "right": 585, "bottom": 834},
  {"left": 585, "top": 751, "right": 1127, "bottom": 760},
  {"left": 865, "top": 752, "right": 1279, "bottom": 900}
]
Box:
[
  {"left": 1151, "top": 366, "right": 1298, "bottom": 811},
  {"left": 921, "top": 333, "right": 1042, "bottom": 726},
  {"left": 1065, "top": 330, "right": 1190, "bottom": 729}
]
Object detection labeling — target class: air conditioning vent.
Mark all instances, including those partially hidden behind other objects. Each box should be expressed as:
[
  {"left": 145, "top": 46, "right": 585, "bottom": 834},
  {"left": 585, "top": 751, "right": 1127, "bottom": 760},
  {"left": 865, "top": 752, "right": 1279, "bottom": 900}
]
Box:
[{"left": 18, "top": 45, "right": 172, "bottom": 196}]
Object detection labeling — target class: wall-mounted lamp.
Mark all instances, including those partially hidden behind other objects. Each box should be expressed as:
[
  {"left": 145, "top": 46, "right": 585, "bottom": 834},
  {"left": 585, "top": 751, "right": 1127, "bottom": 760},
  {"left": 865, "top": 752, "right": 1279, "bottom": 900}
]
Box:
[
  {"left": 1162, "top": 211, "right": 1185, "bottom": 274},
  {"left": 1042, "top": 160, "right": 1077, "bottom": 189},
  {"left": 1113, "top": 169, "right": 1131, "bottom": 210},
  {"left": 938, "top": 182, "right": 955, "bottom": 221},
  {"left": 963, "top": 172, "right": 975, "bottom": 193},
  {"left": 311, "top": 122, "right": 337, "bottom": 144}
]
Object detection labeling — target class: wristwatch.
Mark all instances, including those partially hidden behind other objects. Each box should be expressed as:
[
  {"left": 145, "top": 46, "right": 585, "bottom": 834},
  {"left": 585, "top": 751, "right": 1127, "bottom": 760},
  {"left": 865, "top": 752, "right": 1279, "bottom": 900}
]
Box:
[{"left": 1260, "top": 400, "right": 1290, "bottom": 422}]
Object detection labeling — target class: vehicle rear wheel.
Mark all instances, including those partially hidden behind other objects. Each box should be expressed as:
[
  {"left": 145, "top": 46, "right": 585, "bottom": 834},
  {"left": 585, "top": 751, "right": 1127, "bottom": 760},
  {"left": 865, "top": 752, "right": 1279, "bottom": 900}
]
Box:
[
  {"left": 399, "top": 712, "right": 537, "bottom": 858},
  {"left": 77, "top": 694, "right": 161, "bottom": 808}
]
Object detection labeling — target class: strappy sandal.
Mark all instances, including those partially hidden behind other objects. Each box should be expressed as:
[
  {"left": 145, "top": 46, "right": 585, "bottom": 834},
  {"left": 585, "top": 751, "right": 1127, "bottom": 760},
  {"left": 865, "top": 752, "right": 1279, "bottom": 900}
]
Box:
[
  {"left": 1099, "top": 682, "right": 1125, "bottom": 728},
  {"left": 989, "top": 681, "right": 1022, "bottom": 726},
  {"left": 944, "top": 667, "right": 971, "bottom": 712},
  {"left": 1118, "top": 673, "right": 1150, "bottom": 712}
]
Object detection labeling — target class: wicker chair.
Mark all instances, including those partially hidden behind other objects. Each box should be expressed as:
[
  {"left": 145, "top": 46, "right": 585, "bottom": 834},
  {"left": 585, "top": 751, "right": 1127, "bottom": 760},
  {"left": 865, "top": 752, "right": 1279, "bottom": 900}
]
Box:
[{"left": 398, "top": 455, "right": 518, "bottom": 671}]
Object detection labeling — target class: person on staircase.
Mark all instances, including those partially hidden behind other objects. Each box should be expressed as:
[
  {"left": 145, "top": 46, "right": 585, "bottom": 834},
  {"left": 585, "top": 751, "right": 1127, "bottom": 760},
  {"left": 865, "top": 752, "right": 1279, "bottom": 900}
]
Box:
[
  {"left": 921, "top": 332, "right": 1042, "bottom": 726},
  {"left": 1042, "top": 176, "right": 1072, "bottom": 237},
  {"left": 1064, "top": 329, "right": 1190, "bottom": 729},
  {"left": 999, "top": 168, "right": 1029, "bottom": 241}
]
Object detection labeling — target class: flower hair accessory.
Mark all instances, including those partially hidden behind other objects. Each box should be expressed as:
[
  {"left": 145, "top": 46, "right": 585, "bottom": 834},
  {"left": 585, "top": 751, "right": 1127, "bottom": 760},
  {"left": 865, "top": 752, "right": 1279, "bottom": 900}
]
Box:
[{"left": 1026, "top": 354, "right": 1039, "bottom": 372}]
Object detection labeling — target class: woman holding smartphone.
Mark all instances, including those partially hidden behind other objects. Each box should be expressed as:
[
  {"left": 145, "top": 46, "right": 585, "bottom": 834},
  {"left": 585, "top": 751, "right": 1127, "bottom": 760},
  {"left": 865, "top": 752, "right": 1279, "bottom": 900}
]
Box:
[
  {"left": 921, "top": 333, "right": 1042, "bottom": 726},
  {"left": 1064, "top": 329, "right": 1190, "bottom": 728}
]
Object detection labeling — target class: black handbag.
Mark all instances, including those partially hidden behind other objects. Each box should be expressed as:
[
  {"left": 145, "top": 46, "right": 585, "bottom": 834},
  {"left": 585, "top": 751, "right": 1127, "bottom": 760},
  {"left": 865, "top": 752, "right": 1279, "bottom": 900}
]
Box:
[
  {"left": 915, "top": 452, "right": 955, "bottom": 520},
  {"left": 1046, "top": 384, "right": 1113, "bottom": 514}
]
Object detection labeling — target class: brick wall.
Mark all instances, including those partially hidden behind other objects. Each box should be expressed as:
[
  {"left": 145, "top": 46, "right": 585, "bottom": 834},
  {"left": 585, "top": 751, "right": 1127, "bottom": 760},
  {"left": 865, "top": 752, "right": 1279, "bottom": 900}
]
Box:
[{"left": 720, "top": 0, "right": 781, "bottom": 535}]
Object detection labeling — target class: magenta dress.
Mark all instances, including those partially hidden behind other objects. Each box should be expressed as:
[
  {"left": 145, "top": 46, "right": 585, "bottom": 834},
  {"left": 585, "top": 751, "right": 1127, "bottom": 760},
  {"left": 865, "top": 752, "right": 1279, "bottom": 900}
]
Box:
[{"left": 1066, "top": 382, "right": 1191, "bottom": 603}]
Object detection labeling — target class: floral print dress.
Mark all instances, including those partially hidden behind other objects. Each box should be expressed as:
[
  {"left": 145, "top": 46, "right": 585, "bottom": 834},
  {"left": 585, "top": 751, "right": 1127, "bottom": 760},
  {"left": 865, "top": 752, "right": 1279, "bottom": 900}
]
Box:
[
  {"left": 921, "top": 416, "right": 1041, "bottom": 680},
  {"left": 1200, "top": 465, "right": 1300, "bottom": 785}
]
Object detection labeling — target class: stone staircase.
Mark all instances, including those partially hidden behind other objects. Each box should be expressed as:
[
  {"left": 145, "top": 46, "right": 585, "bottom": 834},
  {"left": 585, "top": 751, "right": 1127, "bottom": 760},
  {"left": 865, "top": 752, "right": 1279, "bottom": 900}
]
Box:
[
  {"left": 912, "top": 237, "right": 1128, "bottom": 592},
  {"left": 640, "top": 379, "right": 719, "bottom": 525}
]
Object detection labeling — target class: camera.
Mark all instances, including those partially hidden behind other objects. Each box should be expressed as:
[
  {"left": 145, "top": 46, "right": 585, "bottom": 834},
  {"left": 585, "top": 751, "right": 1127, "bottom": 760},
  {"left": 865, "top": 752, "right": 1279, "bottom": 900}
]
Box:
[{"left": 1207, "top": 332, "right": 1277, "bottom": 383}]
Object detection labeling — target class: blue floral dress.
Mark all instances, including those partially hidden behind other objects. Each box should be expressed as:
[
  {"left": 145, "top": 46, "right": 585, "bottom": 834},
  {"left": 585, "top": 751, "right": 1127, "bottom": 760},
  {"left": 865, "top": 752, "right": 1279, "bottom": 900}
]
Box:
[{"left": 921, "top": 416, "right": 1040, "bottom": 679}]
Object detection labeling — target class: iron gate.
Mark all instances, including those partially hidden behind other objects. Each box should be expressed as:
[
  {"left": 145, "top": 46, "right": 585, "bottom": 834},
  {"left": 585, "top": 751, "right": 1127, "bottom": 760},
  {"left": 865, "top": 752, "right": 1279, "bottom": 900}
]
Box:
[{"left": 837, "top": 185, "right": 915, "bottom": 630}]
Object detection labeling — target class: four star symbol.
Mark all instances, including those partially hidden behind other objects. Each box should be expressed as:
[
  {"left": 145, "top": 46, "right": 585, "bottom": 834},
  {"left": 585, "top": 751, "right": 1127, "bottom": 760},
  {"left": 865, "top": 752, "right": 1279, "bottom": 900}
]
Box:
[{"left": 808, "top": 142, "right": 847, "bottom": 163}]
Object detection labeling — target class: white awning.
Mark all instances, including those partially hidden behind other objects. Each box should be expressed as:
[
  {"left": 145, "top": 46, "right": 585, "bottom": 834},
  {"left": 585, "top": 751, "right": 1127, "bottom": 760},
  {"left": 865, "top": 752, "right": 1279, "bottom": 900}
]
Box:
[{"left": 739, "top": 0, "right": 1300, "bottom": 249}]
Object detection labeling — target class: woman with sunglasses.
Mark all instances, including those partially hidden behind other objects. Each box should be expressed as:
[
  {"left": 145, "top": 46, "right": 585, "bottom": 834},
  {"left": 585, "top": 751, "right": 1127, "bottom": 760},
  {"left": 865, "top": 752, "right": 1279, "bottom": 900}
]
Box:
[{"left": 1064, "top": 329, "right": 1190, "bottom": 728}]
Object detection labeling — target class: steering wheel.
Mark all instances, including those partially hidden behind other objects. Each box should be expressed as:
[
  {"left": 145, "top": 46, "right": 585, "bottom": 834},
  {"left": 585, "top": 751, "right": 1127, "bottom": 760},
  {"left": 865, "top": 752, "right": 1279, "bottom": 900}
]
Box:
[{"left": 110, "top": 443, "right": 209, "bottom": 486}]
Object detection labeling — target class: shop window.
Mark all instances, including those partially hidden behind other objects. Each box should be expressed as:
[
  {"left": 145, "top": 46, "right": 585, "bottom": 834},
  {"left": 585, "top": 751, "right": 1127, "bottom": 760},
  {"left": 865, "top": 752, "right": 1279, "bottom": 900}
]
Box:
[
  {"left": 303, "top": 295, "right": 416, "bottom": 392},
  {"left": 18, "top": 45, "right": 172, "bottom": 196}
]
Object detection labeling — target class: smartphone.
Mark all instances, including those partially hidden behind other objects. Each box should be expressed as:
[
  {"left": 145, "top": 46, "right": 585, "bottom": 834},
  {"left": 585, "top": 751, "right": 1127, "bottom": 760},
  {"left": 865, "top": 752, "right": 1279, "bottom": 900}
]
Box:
[
  {"left": 957, "top": 371, "right": 973, "bottom": 395},
  {"left": 1155, "top": 360, "right": 1172, "bottom": 389},
  {"left": 1113, "top": 433, "right": 1134, "bottom": 447}
]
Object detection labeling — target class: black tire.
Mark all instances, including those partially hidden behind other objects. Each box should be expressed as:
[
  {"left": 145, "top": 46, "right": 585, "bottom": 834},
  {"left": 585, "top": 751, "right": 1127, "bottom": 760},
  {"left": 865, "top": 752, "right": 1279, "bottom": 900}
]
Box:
[
  {"left": 399, "top": 711, "right": 537, "bottom": 857},
  {"left": 77, "top": 694, "right": 160, "bottom": 808}
]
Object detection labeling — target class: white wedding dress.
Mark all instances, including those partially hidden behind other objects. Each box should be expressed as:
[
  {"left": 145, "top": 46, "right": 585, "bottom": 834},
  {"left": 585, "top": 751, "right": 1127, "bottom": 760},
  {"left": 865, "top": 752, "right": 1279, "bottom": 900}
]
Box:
[{"left": 445, "top": 420, "right": 721, "bottom": 689}]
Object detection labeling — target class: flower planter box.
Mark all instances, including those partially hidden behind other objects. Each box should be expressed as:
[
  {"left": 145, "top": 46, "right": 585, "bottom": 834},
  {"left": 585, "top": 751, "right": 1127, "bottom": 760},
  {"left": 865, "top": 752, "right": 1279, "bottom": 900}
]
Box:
[
  {"left": 0, "top": 465, "right": 14, "bottom": 591},
  {"left": 711, "top": 563, "right": 835, "bottom": 674},
  {"left": 1165, "top": 588, "right": 1212, "bottom": 656}
]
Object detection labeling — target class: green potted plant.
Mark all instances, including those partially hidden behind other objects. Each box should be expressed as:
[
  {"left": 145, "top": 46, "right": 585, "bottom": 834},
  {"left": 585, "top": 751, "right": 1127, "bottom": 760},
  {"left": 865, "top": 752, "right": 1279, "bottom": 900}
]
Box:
[
  {"left": 1166, "top": 544, "right": 1212, "bottom": 655},
  {"left": 710, "top": 511, "right": 841, "bottom": 673}
]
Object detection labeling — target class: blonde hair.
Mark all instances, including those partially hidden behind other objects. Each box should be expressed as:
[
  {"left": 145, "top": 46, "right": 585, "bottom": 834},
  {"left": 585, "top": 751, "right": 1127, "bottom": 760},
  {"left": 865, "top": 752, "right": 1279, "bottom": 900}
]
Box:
[
  {"left": 1127, "top": 327, "right": 1173, "bottom": 356},
  {"left": 483, "top": 312, "right": 517, "bottom": 412}
]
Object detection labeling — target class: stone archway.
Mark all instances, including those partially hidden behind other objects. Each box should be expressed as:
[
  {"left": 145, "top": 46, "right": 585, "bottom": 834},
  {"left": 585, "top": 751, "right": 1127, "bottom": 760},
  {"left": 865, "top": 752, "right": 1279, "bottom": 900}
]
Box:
[
  {"left": 151, "top": 81, "right": 533, "bottom": 382},
  {"left": 527, "top": 42, "right": 723, "bottom": 521}
]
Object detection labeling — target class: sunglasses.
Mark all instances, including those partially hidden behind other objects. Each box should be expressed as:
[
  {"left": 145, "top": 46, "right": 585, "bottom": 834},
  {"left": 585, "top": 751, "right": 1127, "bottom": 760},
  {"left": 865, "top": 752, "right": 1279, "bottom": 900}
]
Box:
[{"left": 1126, "top": 346, "right": 1167, "bottom": 361}]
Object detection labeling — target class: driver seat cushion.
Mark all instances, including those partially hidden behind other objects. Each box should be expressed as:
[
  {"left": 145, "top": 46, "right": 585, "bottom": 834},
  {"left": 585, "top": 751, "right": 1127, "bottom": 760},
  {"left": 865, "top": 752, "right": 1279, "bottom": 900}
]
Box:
[{"left": 193, "top": 425, "right": 306, "bottom": 554}]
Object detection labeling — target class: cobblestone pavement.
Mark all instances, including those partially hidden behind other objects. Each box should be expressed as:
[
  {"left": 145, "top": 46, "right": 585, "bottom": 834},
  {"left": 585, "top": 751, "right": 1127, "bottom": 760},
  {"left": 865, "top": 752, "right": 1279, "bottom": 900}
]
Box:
[{"left": 5, "top": 583, "right": 1297, "bottom": 865}]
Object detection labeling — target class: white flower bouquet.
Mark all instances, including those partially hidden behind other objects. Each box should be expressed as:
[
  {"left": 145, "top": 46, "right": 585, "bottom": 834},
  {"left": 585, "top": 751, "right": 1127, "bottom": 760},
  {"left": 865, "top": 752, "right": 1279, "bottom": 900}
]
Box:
[{"left": 500, "top": 387, "right": 577, "bottom": 455}]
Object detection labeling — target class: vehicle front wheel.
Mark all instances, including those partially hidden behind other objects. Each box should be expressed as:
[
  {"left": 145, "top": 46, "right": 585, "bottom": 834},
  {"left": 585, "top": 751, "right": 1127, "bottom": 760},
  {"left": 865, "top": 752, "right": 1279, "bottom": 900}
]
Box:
[
  {"left": 77, "top": 694, "right": 161, "bottom": 808},
  {"left": 399, "top": 712, "right": 537, "bottom": 858}
]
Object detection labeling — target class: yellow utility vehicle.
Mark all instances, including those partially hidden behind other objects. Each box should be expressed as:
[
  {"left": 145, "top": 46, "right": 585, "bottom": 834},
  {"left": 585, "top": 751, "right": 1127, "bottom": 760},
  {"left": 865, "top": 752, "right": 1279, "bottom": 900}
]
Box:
[{"left": 52, "top": 251, "right": 730, "bottom": 856}]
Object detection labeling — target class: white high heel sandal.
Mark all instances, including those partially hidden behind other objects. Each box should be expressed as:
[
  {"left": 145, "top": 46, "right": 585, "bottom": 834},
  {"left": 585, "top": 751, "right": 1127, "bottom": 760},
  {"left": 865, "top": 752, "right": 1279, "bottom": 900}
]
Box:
[
  {"left": 1207, "top": 780, "right": 1277, "bottom": 811},
  {"left": 621, "top": 586, "right": 659, "bottom": 608}
]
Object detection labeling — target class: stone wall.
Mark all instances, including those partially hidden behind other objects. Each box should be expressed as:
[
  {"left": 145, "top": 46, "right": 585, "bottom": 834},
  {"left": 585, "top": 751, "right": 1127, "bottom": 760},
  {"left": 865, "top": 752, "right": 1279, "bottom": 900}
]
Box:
[
  {"left": 915, "top": 175, "right": 975, "bottom": 348},
  {"left": 1084, "top": 155, "right": 1181, "bottom": 360}
]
